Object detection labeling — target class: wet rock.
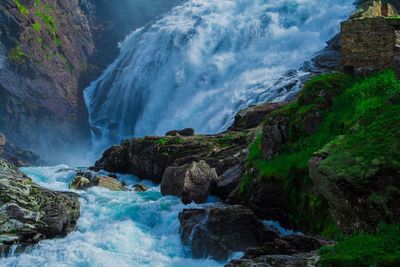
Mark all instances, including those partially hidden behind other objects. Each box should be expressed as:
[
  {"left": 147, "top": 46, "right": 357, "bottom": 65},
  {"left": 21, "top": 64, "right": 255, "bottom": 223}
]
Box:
[
  {"left": 166, "top": 128, "right": 195, "bottom": 137},
  {"left": 70, "top": 171, "right": 125, "bottom": 191},
  {"left": 0, "top": 159, "right": 80, "bottom": 249},
  {"left": 178, "top": 205, "right": 279, "bottom": 261},
  {"left": 229, "top": 102, "right": 286, "bottom": 131},
  {"left": 91, "top": 176, "right": 126, "bottom": 191},
  {"left": 213, "top": 164, "right": 243, "bottom": 200},
  {"left": 161, "top": 161, "right": 217, "bottom": 204},
  {"left": 70, "top": 176, "right": 91, "bottom": 190},
  {"left": 133, "top": 184, "right": 149, "bottom": 192}
]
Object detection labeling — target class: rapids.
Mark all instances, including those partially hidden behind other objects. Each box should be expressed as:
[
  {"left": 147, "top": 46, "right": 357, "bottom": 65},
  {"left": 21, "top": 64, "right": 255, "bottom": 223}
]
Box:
[{"left": 0, "top": 166, "right": 230, "bottom": 267}]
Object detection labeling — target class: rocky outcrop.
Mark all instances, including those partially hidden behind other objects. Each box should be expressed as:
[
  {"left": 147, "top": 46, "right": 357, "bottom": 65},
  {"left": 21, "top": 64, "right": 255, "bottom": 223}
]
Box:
[
  {"left": 225, "top": 234, "right": 331, "bottom": 267},
  {"left": 212, "top": 164, "right": 243, "bottom": 200},
  {"left": 161, "top": 161, "right": 217, "bottom": 204},
  {"left": 95, "top": 131, "right": 250, "bottom": 183},
  {"left": 178, "top": 205, "right": 279, "bottom": 261},
  {"left": 229, "top": 102, "right": 286, "bottom": 132},
  {"left": 0, "top": 159, "right": 80, "bottom": 250},
  {"left": 0, "top": 0, "right": 181, "bottom": 163},
  {"left": 0, "top": 133, "right": 42, "bottom": 167},
  {"left": 166, "top": 128, "right": 195, "bottom": 137},
  {"left": 0, "top": 0, "right": 95, "bottom": 161},
  {"left": 310, "top": 140, "right": 400, "bottom": 234},
  {"left": 341, "top": 17, "right": 400, "bottom": 76}
]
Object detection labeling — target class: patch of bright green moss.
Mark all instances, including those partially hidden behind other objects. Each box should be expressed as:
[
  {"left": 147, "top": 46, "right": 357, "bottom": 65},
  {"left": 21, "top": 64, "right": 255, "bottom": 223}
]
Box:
[
  {"left": 242, "top": 70, "right": 400, "bottom": 234},
  {"left": 12, "top": 0, "right": 29, "bottom": 15},
  {"left": 318, "top": 224, "right": 400, "bottom": 267}
]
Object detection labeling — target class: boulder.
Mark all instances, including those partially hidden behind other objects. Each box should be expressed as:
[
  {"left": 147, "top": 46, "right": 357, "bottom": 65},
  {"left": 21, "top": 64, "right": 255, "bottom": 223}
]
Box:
[
  {"left": 133, "top": 184, "right": 149, "bottom": 192},
  {"left": 161, "top": 161, "right": 217, "bottom": 204},
  {"left": 69, "top": 172, "right": 125, "bottom": 191},
  {"left": 70, "top": 176, "right": 91, "bottom": 190},
  {"left": 91, "top": 176, "right": 126, "bottom": 191},
  {"left": 0, "top": 159, "right": 80, "bottom": 250},
  {"left": 229, "top": 102, "right": 286, "bottom": 131},
  {"left": 166, "top": 128, "right": 195, "bottom": 137},
  {"left": 213, "top": 164, "right": 243, "bottom": 200},
  {"left": 178, "top": 205, "right": 279, "bottom": 260}
]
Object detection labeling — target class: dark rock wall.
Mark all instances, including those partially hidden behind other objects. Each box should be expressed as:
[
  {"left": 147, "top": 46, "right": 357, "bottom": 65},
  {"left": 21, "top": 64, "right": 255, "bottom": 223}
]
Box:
[{"left": 0, "top": 0, "right": 181, "bottom": 163}]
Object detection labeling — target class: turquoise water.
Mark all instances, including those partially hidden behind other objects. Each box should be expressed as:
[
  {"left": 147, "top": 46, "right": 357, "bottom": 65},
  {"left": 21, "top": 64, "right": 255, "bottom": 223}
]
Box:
[{"left": 0, "top": 166, "right": 228, "bottom": 267}]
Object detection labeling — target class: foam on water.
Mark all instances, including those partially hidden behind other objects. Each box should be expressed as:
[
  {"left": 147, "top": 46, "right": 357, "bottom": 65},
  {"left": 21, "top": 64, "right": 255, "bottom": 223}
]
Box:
[
  {"left": 84, "top": 0, "right": 355, "bottom": 154},
  {"left": 0, "top": 166, "right": 228, "bottom": 267}
]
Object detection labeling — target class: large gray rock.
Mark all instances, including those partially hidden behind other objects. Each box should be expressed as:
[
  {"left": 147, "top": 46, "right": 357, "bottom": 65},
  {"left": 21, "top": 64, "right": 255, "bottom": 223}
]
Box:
[
  {"left": 0, "top": 160, "right": 80, "bottom": 250},
  {"left": 161, "top": 161, "right": 218, "bottom": 204},
  {"left": 178, "top": 205, "right": 279, "bottom": 261}
]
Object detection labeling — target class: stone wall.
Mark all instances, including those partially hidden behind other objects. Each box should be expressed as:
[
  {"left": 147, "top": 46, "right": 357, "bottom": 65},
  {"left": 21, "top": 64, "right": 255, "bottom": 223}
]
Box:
[{"left": 341, "top": 17, "right": 400, "bottom": 75}]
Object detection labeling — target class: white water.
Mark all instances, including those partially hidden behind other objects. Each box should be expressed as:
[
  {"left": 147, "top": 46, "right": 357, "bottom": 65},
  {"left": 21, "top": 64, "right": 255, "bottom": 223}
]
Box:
[
  {"left": 0, "top": 166, "right": 230, "bottom": 267},
  {"left": 84, "top": 0, "right": 355, "bottom": 153}
]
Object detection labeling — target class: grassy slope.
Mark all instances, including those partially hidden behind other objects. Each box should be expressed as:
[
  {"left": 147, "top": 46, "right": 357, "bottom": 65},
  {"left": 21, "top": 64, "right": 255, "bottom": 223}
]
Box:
[{"left": 240, "top": 70, "right": 400, "bottom": 266}]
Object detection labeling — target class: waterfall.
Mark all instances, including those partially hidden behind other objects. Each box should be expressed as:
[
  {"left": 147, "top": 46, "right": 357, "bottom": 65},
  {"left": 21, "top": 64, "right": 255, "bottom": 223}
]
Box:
[{"left": 84, "top": 0, "right": 355, "bottom": 153}]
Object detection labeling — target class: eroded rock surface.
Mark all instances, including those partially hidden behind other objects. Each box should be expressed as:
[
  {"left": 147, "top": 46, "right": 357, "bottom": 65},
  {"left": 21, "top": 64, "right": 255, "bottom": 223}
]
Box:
[
  {"left": 0, "top": 159, "right": 80, "bottom": 250},
  {"left": 178, "top": 205, "right": 279, "bottom": 261},
  {"left": 95, "top": 131, "right": 250, "bottom": 183},
  {"left": 161, "top": 161, "right": 217, "bottom": 204}
]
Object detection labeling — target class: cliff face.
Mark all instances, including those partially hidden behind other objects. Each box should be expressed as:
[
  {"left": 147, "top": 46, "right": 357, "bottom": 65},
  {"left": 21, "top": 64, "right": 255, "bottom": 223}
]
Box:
[
  {"left": 0, "top": 0, "right": 95, "bottom": 162},
  {"left": 0, "top": 0, "right": 180, "bottom": 163}
]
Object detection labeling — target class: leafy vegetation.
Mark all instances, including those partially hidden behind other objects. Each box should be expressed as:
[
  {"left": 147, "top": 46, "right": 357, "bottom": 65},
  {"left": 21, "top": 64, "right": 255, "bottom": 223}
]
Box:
[
  {"left": 12, "top": 0, "right": 29, "bottom": 15},
  {"left": 242, "top": 70, "right": 400, "bottom": 234},
  {"left": 32, "top": 22, "right": 41, "bottom": 33},
  {"left": 8, "top": 46, "right": 27, "bottom": 64},
  {"left": 318, "top": 224, "right": 400, "bottom": 267}
]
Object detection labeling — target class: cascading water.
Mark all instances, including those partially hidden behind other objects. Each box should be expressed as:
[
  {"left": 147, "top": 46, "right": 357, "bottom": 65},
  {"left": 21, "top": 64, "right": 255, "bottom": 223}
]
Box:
[
  {"left": 84, "top": 0, "right": 355, "bottom": 154},
  {"left": 0, "top": 166, "right": 229, "bottom": 267}
]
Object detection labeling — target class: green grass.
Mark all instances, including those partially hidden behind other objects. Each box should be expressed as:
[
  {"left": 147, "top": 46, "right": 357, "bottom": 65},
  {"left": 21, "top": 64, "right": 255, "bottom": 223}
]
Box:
[
  {"left": 12, "top": 0, "right": 29, "bottom": 15},
  {"left": 318, "top": 224, "right": 400, "bottom": 267},
  {"left": 242, "top": 70, "right": 400, "bottom": 233},
  {"left": 32, "top": 22, "right": 41, "bottom": 33}
]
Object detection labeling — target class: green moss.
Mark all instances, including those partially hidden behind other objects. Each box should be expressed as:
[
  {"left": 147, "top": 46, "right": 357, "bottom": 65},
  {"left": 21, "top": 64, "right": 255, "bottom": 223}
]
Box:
[
  {"left": 318, "top": 224, "right": 400, "bottom": 267},
  {"left": 8, "top": 46, "right": 27, "bottom": 64},
  {"left": 241, "top": 70, "right": 400, "bottom": 234},
  {"left": 214, "top": 132, "right": 248, "bottom": 148},
  {"left": 12, "top": 0, "right": 29, "bottom": 15},
  {"left": 32, "top": 22, "right": 41, "bottom": 32},
  {"left": 156, "top": 138, "right": 168, "bottom": 146}
]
